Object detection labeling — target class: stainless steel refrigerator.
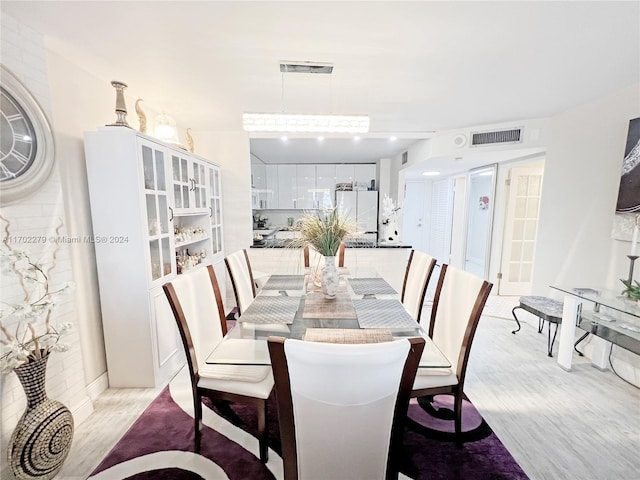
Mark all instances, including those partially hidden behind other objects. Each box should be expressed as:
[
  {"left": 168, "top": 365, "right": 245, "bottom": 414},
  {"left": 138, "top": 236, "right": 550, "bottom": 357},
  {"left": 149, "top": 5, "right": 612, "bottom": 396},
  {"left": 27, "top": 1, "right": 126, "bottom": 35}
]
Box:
[{"left": 336, "top": 190, "right": 379, "bottom": 244}]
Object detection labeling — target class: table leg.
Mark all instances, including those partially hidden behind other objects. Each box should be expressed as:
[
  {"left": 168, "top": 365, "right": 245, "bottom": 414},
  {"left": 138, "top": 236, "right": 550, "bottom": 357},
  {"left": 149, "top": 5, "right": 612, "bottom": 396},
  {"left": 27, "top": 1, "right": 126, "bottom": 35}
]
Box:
[
  {"left": 590, "top": 336, "right": 610, "bottom": 370},
  {"left": 557, "top": 295, "right": 581, "bottom": 371}
]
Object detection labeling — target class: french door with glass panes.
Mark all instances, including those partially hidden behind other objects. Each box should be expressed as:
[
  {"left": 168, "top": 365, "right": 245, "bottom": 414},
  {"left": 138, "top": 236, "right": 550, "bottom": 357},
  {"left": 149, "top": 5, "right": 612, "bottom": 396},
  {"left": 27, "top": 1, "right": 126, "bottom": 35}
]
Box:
[{"left": 499, "top": 164, "right": 544, "bottom": 295}]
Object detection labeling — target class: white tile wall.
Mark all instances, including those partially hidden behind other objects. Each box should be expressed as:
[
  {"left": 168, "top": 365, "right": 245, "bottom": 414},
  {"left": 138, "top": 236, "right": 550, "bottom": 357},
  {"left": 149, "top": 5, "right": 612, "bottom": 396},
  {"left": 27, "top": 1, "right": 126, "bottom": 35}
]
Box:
[{"left": 0, "top": 13, "right": 91, "bottom": 465}]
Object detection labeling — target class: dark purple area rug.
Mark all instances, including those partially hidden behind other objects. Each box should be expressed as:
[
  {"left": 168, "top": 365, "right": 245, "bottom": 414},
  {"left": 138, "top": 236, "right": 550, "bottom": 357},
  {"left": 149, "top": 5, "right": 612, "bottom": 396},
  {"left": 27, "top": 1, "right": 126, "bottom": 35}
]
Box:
[{"left": 90, "top": 384, "right": 528, "bottom": 479}]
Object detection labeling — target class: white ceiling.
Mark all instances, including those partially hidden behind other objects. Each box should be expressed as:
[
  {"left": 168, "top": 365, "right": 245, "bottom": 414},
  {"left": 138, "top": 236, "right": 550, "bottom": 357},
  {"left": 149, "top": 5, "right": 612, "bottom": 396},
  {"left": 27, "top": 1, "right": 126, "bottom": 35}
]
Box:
[{"left": 3, "top": 1, "right": 639, "bottom": 170}]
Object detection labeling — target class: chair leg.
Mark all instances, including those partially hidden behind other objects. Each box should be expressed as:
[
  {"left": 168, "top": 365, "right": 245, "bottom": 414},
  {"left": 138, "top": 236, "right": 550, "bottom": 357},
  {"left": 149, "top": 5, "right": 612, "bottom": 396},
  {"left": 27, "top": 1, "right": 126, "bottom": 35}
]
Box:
[
  {"left": 454, "top": 392, "right": 463, "bottom": 448},
  {"left": 194, "top": 394, "right": 203, "bottom": 451},
  {"left": 511, "top": 306, "right": 522, "bottom": 334},
  {"left": 257, "top": 399, "right": 268, "bottom": 463},
  {"left": 548, "top": 322, "right": 559, "bottom": 357}
]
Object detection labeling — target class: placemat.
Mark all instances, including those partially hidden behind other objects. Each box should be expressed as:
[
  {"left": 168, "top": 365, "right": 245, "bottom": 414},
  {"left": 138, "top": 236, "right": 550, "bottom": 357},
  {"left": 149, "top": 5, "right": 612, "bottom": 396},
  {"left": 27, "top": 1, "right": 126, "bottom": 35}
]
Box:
[
  {"left": 353, "top": 299, "right": 420, "bottom": 329},
  {"left": 303, "top": 328, "right": 393, "bottom": 344},
  {"left": 303, "top": 291, "right": 357, "bottom": 319},
  {"left": 262, "top": 275, "right": 305, "bottom": 291},
  {"left": 306, "top": 276, "right": 349, "bottom": 294},
  {"left": 237, "top": 295, "right": 300, "bottom": 324},
  {"left": 348, "top": 277, "right": 397, "bottom": 295}
]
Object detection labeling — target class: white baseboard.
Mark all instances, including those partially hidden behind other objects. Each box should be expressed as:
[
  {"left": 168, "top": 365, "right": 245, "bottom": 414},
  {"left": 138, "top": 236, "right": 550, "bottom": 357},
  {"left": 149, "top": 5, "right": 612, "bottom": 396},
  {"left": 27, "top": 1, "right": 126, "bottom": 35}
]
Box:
[
  {"left": 72, "top": 395, "right": 94, "bottom": 426},
  {"left": 71, "top": 373, "right": 109, "bottom": 427},
  {"left": 86, "top": 372, "right": 109, "bottom": 400}
]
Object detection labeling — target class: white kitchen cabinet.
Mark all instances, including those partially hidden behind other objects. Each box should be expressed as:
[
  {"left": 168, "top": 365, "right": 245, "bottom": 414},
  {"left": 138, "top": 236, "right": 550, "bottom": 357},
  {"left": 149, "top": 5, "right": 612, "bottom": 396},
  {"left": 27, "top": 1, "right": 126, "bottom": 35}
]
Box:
[
  {"left": 315, "top": 164, "right": 336, "bottom": 208},
  {"left": 277, "top": 164, "right": 297, "bottom": 208},
  {"left": 336, "top": 164, "right": 355, "bottom": 185},
  {"left": 84, "top": 127, "right": 224, "bottom": 388},
  {"left": 265, "top": 164, "right": 278, "bottom": 208},
  {"left": 251, "top": 163, "right": 266, "bottom": 209},
  {"left": 296, "top": 164, "right": 316, "bottom": 209},
  {"left": 354, "top": 164, "right": 376, "bottom": 189}
]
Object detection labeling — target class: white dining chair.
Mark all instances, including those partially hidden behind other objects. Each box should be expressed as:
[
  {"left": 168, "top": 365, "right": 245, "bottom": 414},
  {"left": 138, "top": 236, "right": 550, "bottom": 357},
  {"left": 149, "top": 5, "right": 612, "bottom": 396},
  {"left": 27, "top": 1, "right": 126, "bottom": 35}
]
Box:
[
  {"left": 163, "top": 265, "right": 274, "bottom": 461},
  {"left": 400, "top": 249, "right": 437, "bottom": 324},
  {"left": 411, "top": 264, "right": 492, "bottom": 444},
  {"left": 225, "top": 249, "right": 258, "bottom": 315},
  {"left": 268, "top": 336, "right": 425, "bottom": 480}
]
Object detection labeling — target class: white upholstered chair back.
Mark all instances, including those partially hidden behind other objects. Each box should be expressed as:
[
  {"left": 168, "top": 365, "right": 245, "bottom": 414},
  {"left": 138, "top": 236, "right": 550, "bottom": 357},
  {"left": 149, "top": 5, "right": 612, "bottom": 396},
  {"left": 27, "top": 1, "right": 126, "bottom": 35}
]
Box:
[
  {"left": 225, "top": 249, "right": 256, "bottom": 314},
  {"left": 401, "top": 249, "right": 436, "bottom": 322},
  {"left": 430, "top": 265, "right": 488, "bottom": 373},
  {"left": 269, "top": 338, "right": 424, "bottom": 480},
  {"left": 165, "top": 266, "right": 225, "bottom": 369}
]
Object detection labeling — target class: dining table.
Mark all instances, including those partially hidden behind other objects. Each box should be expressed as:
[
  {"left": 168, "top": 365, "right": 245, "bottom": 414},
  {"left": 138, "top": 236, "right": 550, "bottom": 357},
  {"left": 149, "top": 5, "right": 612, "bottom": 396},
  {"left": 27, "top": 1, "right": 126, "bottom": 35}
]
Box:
[{"left": 206, "top": 267, "right": 450, "bottom": 369}]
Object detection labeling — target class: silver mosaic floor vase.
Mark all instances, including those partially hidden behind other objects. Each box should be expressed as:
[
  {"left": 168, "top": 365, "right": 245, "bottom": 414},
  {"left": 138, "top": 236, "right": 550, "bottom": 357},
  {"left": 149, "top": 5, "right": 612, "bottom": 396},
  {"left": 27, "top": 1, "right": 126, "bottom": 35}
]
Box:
[{"left": 8, "top": 354, "right": 74, "bottom": 480}]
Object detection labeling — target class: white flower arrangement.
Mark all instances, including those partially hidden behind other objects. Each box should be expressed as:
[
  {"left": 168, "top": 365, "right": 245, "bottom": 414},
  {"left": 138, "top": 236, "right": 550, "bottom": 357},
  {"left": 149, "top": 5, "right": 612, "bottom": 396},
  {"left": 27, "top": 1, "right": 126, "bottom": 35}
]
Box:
[
  {"left": 381, "top": 194, "right": 400, "bottom": 225},
  {"left": 0, "top": 215, "right": 75, "bottom": 373}
]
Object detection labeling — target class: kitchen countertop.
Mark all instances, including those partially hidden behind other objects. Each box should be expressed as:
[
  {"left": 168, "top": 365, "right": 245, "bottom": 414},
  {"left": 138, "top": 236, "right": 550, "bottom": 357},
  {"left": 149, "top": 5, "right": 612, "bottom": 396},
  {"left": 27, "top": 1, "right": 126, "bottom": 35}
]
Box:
[{"left": 251, "top": 239, "right": 411, "bottom": 249}]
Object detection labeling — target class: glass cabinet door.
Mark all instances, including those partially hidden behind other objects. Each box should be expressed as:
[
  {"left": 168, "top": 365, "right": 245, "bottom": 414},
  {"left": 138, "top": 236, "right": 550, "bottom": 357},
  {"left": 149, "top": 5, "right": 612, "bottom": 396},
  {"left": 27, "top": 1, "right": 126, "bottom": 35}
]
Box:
[
  {"left": 141, "top": 140, "right": 175, "bottom": 282},
  {"left": 207, "top": 164, "right": 223, "bottom": 258},
  {"left": 193, "top": 161, "right": 207, "bottom": 209},
  {"left": 172, "top": 154, "right": 190, "bottom": 210}
]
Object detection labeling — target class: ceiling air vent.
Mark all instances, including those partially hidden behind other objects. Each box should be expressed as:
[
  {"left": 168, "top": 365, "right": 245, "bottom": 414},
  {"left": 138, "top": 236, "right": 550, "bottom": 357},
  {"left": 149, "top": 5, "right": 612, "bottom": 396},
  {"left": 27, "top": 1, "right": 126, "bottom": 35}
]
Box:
[
  {"left": 280, "top": 62, "right": 334, "bottom": 74},
  {"left": 402, "top": 151, "right": 409, "bottom": 165},
  {"left": 471, "top": 128, "right": 523, "bottom": 147}
]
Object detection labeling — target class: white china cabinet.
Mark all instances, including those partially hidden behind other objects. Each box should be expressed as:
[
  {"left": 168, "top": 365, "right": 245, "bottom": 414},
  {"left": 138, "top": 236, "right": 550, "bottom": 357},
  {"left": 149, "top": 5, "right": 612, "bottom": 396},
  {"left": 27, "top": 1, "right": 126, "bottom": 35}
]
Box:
[{"left": 84, "top": 127, "right": 224, "bottom": 387}]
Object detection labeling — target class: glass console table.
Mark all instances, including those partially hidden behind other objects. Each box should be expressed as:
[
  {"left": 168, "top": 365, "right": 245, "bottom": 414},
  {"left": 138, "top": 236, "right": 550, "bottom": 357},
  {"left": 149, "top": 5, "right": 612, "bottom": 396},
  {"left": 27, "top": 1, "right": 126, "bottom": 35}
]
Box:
[{"left": 550, "top": 286, "right": 640, "bottom": 371}]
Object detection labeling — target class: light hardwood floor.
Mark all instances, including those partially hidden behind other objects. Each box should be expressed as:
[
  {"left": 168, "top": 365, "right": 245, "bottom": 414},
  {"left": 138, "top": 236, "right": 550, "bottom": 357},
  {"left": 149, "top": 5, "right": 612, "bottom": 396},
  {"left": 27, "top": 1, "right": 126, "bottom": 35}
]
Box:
[{"left": 55, "top": 295, "right": 639, "bottom": 480}]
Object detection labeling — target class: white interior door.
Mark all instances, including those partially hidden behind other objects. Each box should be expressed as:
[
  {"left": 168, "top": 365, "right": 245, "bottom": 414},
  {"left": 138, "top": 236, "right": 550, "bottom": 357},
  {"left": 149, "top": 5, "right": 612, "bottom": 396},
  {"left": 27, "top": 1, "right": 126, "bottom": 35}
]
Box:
[
  {"left": 464, "top": 165, "right": 497, "bottom": 278},
  {"left": 428, "top": 178, "right": 454, "bottom": 264},
  {"left": 402, "top": 182, "right": 427, "bottom": 252},
  {"left": 498, "top": 164, "right": 544, "bottom": 295}
]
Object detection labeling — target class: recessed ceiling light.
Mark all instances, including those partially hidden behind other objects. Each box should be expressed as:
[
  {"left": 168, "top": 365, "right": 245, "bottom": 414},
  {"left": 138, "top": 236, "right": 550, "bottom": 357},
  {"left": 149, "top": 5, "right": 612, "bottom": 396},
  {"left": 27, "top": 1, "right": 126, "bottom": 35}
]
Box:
[
  {"left": 353, "top": 136, "right": 361, "bottom": 141},
  {"left": 243, "top": 113, "right": 369, "bottom": 133},
  {"left": 317, "top": 136, "right": 325, "bottom": 141},
  {"left": 281, "top": 136, "right": 288, "bottom": 142},
  {"left": 390, "top": 136, "right": 398, "bottom": 141},
  {"left": 422, "top": 171, "right": 440, "bottom": 176}
]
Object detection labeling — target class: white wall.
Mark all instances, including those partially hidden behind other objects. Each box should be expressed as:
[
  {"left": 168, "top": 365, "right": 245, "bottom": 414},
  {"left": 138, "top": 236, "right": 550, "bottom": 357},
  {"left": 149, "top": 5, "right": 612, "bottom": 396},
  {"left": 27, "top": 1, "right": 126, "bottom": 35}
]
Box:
[
  {"left": 532, "top": 83, "right": 640, "bottom": 384},
  {"left": 533, "top": 83, "right": 640, "bottom": 292},
  {"left": 0, "top": 13, "right": 92, "bottom": 466},
  {"left": 196, "top": 131, "right": 253, "bottom": 308}
]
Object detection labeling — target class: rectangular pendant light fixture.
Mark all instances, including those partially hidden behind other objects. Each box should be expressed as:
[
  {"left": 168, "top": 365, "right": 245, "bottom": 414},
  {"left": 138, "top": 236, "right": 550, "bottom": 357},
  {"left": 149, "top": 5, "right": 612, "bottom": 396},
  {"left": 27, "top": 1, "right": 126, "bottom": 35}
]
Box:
[{"left": 242, "top": 113, "right": 370, "bottom": 133}]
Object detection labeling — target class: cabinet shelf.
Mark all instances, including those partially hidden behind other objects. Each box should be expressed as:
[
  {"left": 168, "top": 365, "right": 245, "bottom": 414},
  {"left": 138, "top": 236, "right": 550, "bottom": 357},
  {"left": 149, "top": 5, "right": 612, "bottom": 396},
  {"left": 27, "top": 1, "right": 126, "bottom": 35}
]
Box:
[{"left": 175, "top": 235, "right": 210, "bottom": 248}]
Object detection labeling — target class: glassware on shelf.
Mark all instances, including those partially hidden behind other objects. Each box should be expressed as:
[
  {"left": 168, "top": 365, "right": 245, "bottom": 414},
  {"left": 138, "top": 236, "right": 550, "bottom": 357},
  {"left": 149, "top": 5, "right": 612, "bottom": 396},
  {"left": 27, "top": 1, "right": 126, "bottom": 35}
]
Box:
[{"left": 176, "top": 248, "right": 208, "bottom": 274}]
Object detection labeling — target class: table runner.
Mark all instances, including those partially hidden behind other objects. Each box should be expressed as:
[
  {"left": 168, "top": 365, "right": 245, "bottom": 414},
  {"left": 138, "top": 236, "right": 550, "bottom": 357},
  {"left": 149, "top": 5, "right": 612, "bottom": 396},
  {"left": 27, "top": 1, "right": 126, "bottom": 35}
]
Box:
[
  {"left": 303, "top": 328, "right": 393, "bottom": 343},
  {"left": 303, "top": 291, "right": 357, "bottom": 319},
  {"left": 261, "top": 274, "right": 305, "bottom": 291},
  {"left": 348, "top": 277, "right": 397, "bottom": 295},
  {"left": 353, "top": 298, "right": 420, "bottom": 329},
  {"left": 237, "top": 295, "right": 300, "bottom": 324}
]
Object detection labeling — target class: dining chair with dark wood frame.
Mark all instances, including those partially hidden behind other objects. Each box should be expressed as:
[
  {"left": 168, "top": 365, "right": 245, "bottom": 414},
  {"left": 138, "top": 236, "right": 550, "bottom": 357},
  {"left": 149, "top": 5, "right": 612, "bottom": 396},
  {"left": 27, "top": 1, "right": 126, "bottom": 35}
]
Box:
[
  {"left": 163, "top": 265, "right": 273, "bottom": 461},
  {"left": 400, "top": 249, "right": 437, "bottom": 324},
  {"left": 268, "top": 336, "right": 425, "bottom": 480},
  {"left": 411, "top": 264, "right": 493, "bottom": 445}
]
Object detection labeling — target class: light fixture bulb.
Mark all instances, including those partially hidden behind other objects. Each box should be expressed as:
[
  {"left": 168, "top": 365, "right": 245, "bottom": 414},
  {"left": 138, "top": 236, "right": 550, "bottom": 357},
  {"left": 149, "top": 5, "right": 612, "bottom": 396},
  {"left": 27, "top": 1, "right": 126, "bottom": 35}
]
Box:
[{"left": 154, "top": 113, "right": 181, "bottom": 145}]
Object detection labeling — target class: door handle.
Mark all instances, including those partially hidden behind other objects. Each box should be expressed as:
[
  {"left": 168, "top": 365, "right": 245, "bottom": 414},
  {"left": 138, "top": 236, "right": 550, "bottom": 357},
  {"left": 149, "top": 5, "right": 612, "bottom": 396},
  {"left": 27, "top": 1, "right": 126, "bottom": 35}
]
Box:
[{"left": 168, "top": 206, "right": 174, "bottom": 222}]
